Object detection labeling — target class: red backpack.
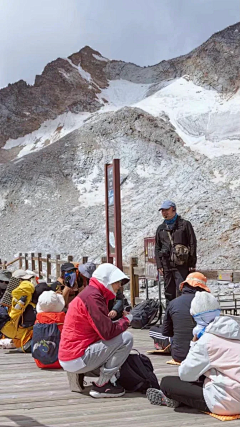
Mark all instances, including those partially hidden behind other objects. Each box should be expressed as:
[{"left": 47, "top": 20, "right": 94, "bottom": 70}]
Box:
[{"left": 33, "top": 311, "right": 65, "bottom": 369}]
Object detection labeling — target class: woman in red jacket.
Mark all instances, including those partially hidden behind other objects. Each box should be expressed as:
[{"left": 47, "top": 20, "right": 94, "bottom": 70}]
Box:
[{"left": 59, "top": 263, "right": 133, "bottom": 399}]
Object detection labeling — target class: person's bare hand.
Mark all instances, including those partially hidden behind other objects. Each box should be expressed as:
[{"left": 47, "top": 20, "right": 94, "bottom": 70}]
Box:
[
  {"left": 108, "top": 310, "right": 118, "bottom": 319},
  {"left": 123, "top": 310, "right": 131, "bottom": 318},
  {"left": 158, "top": 268, "right": 163, "bottom": 276},
  {"left": 192, "top": 335, "right": 198, "bottom": 342}
]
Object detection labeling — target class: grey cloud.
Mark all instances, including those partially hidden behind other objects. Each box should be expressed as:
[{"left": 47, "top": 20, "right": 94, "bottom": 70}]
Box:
[{"left": 0, "top": 0, "right": 239, "bottom": 88}]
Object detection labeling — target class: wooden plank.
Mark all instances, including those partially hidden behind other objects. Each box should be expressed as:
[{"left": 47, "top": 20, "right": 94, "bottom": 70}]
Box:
[
  {"left": 56, "top": 254, "right": 61, "bottom": 278},
  {"left": 37, "top": 252, "right": 42, "bottom": 278},
  {"left": 0, "top": 326, "right": 230, "bottom": 427},
  {"left": 46, "top": 254, "right": 51, "bottom": 282},
  {"left": 30, "top": 252, "right": 35, "bottom": 272},
  {"left": 24, "top": 252, "right": 29, "bottom": 270},
  {"left": 19, "top": 252, "right": 23, "bottom": 268},
  {"left": 233, "top": 271, "right": 240, "bottom": 282},
  {"left": 5, "top": 257, "right": 20, "bottom": 268}
]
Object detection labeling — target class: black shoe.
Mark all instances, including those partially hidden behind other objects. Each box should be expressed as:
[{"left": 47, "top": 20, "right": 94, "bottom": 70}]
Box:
[
  {"left": 89, "top": 381, "right": 125, "bottom": 398},
  {"left": 23, "top": 340, "right": 32, "bottom": 353},
  {"left": 17, "top": 340, "right": 32, "bottom": 353}
]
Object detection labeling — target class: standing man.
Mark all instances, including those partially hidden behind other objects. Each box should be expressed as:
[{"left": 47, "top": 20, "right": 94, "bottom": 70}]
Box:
[{"left": 155, "top": 200, "right": 197, "bottom": 305}]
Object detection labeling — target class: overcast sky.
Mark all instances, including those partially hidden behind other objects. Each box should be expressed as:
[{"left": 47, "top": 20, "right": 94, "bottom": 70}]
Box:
[{"left": 0, "top": 0, "right": 239, "bottom": 88}]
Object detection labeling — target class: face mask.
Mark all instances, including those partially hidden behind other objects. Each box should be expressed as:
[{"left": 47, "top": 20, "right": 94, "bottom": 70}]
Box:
[{"left": 65, "top": 271, "right": 76, "bottom": 288}]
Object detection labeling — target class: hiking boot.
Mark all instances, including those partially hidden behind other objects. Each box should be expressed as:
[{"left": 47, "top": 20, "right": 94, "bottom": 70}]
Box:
[
  {"left": 67, "top": 372, "right": 85, "bottom": 393},
  {"left": 146, "top": 388, "right": 180, "bottom": 408},
  {"left": 89, "top": 381, "right": 125, "bottom": 398}
]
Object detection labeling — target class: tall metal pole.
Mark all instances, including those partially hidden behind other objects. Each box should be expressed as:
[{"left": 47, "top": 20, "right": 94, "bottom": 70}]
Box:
[
  {"left": 104, "top": 164, "right": 111, "bottom": 262},
  {"left": 113, "top": 159, "right": 123, "bottom": 270}
]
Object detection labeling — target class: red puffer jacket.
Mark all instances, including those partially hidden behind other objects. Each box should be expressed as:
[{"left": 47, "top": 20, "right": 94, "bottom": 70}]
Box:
[
  {"left": 59, "top": 278, "right": 130, "bottom": 362},
  {"left": 34, "top": 311, "right": 66, "bottom": 369}
]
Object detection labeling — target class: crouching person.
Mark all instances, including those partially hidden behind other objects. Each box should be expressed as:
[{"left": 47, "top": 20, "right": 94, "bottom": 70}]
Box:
[
  {"left": 59, "top": 263, "right": 133, "bottom": 398},
  {"left": 32, "top": 291, "right": 65, "bottom": 369},
  {"left": 149, "top": 272, "right": 211, "bottom": 361},
  {"left": 147, "top": 292, "right": 240, "bottom": 416}
]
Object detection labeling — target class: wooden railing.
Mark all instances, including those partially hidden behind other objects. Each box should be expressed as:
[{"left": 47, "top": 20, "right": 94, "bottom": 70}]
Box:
[
  {"left": 1, "top": 253, "right": 240, "bottom": 309},
  {"left": 0, "top": 253, "right": 89, "bottom": 282}
]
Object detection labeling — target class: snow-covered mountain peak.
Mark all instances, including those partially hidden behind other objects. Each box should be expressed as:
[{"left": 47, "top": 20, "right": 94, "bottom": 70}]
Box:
[{"left": 1, "top": 23, "right": 240, "bottom": 267}]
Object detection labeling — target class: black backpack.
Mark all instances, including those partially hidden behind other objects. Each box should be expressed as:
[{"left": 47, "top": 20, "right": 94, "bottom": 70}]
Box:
[
  {"left": 119, "top": 350, "right": 160, "bottom": 393},
  {"left": 131, "top": 299, "right": 161, "bottom": 329},
  {"left": 0, "top": 306, "right": 10, "bottom": 330},
  {"left": 31, "top": 323, "right": 60, "bottom": 365},
  {"left": 20, "top": 304, "right": 37, "bottom": 328}
]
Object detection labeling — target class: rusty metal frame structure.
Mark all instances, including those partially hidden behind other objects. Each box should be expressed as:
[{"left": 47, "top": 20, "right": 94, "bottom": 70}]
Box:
[{"left": 105, "top": 159, "right": 123, "bottom": 270}]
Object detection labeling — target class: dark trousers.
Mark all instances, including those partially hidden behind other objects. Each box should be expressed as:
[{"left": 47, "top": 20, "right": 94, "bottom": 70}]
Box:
[
  {"left": 163, "top": 266, "right": 189, "bottom": 305},
  {"left": 160, "top": 376, "right": 209, "bottom": 412}
]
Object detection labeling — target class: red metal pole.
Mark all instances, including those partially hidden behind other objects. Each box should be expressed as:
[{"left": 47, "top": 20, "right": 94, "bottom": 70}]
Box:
[
  {"left": 113, "top": 159, "right": 123, "bottom": 270},
  {"left": 105, "top": 163, "right": 111, "bottom": 263}
]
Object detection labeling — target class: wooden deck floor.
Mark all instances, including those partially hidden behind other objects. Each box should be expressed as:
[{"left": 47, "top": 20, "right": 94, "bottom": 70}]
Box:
[{"left": 0, "top": 330, "right": 236, "bottom": 427}]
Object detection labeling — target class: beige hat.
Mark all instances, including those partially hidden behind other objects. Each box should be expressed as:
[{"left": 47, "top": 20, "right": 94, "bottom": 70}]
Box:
[
  {"left": 12, "top": 269, "right": 37, "bottom": 280},
  {"left": 36, "top": 291, "right": 65, "bottom": 313}
]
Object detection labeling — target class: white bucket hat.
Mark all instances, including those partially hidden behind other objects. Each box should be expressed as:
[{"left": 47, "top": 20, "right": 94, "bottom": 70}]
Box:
[
  {"left": 190, "top": 291, "right": 220, "bottom": 316},
  {"left": 92, "top": 263, "right": 129, "bottom": 288},
  {"left": 36, "top": 291, "right": 65, "bottom": 313}
]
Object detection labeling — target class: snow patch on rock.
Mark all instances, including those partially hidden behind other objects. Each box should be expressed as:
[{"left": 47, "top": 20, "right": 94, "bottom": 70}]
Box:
[
  {"left": 3, "top": 111, "right": 91, "bottom": 157},
  {"left": 211, "top": 170, "right": 227, "bottom": 184},
  {"left": 92, "top": 54, "right": 108, "bottom": 62},
  {"left": 134, "top": 78, "right": 240, "bottom": 158},
  {"left": 99, "top": 79, "right": 151, "bottom": 107}
]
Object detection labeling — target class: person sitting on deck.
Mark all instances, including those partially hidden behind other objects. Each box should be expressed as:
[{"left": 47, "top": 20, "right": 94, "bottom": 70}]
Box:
[
  {"left": 0, "top": 270, "right": 12, "bottom": 301},
  {"left": 52, "top": 262, "right": 96, "bottom": 307},
  {"left": 146, "top": 292, "right": 240, "bottom": 416},
  {"left": 77, "top": 262, "right": 96, "bottom": 289},
  {"left": 0, "top": 270, "right": 59, "bottom": 352},
  {"left": 59, "top": 263, "right": 133, "bottom": 398},
  {"left": 32, "top": 290, "right": 65, "bottom": 369},
  {"left": 1, "top": 269, "right": 37, "bottom": 308},
  {"left": 0, "top": 270, "right": 38, "bottom": 351},
  {"left": 149, "top": 272, "right": 210, "bottom": 362},
  {"left": 78, "top": 262, "right": 127, "bottom": 320}
]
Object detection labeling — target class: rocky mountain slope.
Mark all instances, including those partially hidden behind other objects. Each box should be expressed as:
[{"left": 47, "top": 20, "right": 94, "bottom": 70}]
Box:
[
  {"left": 0, "top": 22, "right": 239, "bottom": 152},
  {"left": 0, "top": 23, "right": 240, "bottom": 268}
]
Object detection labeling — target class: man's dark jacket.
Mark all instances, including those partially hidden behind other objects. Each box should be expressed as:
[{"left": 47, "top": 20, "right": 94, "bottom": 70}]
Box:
[
  {"left": 108, "top": 289, "right": 124, "bottom": 316},
  {"left": 155, "top": 215, "right": 197, "bottom": 270},
  {"left": 162, "top": 285, "right": 196, "bottom": 362}
]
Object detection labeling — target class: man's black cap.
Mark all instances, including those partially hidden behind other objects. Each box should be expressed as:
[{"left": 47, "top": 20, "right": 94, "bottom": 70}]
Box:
[{"left": 61, "top": 262, "right": 76, "bottom": 272}]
